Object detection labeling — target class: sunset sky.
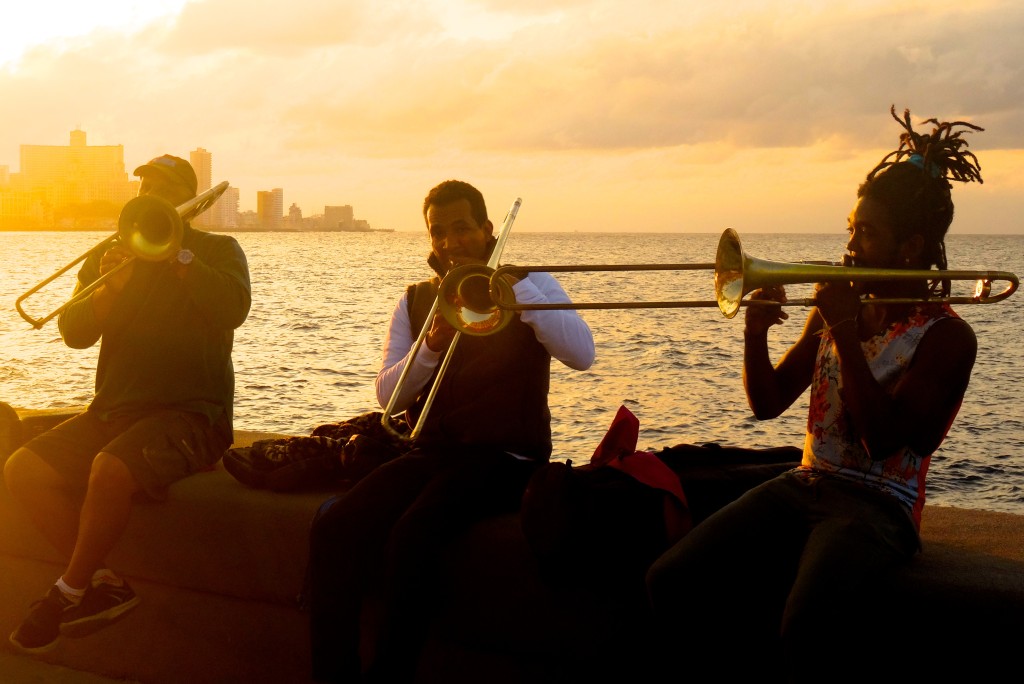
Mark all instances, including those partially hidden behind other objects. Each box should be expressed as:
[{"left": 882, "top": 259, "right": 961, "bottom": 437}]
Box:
[{"left": 2, "top": 0, "right": 1022, "bottom": 233}]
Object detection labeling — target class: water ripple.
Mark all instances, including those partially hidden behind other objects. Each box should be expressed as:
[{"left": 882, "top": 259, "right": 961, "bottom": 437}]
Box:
[{"left": 3, "top": 231, "right": 1023, "bottom": 514}]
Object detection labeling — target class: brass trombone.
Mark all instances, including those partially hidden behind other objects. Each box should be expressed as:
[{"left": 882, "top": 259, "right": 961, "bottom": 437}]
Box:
[
  {"left": 380, "top": 197, "right": 523, "bottom": 441},
  {"left": 712, "top": 228, "right": 1018, "bottom": 318},
  {"left": 434, "top": 228, "right": 1018, "bottom": 334},
  {"left": 15, "top": 181, "right": 229, "bottom": 329}
]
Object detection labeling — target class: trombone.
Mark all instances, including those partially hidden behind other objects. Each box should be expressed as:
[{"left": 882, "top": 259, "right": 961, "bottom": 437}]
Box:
[
  {"left": 15, "top": 181, "right": 229, "bottom": 329},
  {"left": 712, "top": 228, "right": 1018, "bottom": 318},
  {"left": 380, "top": 197, "right": 523, "bottom": 441},
  {"left": 433, "top": 227, "right": 1017, "bottom": 333}
]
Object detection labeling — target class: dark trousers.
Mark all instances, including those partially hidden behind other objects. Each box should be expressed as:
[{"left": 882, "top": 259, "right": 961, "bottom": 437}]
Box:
[
  {"left": 645, "top": 470, "right": 919, "bottom": 683},
  {"left": 308, "top": 446, "right": 540, "bottom": 683}
]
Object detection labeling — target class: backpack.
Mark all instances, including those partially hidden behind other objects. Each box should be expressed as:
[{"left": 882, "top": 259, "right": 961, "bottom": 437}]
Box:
[
  {"left": 520, "top": 406, "right": 691, "bottom": 587},
  {"left": 520, "top": 406, "right": 802, "bottom": 587}
]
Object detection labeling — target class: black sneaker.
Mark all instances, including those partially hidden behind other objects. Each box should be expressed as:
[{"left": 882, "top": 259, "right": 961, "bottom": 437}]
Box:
[
  {"left": 60, "top": 580, "right": 140, "bottom": 637},
  {"left": 9, "top": 586, "right": 76, "bottom": 653}
]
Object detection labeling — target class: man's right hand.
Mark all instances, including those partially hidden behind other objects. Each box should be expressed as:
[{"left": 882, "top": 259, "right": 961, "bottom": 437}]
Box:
[
  {"left": 98, "top": 245, "right": 135, "bottom": 294},
  {"left": 425, "top": 312, "right": 457, "bottom": 352}
]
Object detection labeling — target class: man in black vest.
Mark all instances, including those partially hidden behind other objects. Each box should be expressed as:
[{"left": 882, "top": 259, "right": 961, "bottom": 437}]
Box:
[{"left": 307, "top": 179, "right": 595, "bottom": 683}]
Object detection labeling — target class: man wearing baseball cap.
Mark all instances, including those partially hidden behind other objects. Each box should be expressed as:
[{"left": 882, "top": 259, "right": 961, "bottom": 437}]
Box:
[
  {"left": 133, "top": 154, "right": 199, "bottom": 197},
  {"left": 7, "top": 153, "right": 252, "bottom": 654}
]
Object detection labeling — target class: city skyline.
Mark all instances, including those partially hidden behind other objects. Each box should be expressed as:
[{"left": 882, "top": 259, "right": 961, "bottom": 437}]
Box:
[
  {"left": 1, "top": 1, "right": 1023, "bottom": 234},
  {"left": 0, "top": 129, "right": 377, "bottom": 231}
]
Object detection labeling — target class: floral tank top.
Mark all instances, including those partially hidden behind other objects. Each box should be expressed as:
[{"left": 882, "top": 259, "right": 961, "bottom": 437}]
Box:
[{"left": 800, "top": 303, "right": 960, "bottom": 529}]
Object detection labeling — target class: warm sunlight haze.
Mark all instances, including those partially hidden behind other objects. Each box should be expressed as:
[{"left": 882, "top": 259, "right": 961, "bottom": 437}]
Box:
[
  {"left": 1, "top": 0, "right": 1022, "bottom": 233},
  {"left": 0, "top": 1, "right": 191, "bottom": 67}
]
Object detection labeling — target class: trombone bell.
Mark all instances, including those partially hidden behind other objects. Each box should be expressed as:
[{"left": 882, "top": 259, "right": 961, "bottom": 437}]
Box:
[
  {"left": 118, "top": 195, "right": 185, "bottom": 262},
  {"left": 714, "top": 228, "right": 746, "bottom": 319},
  {"left": 437, "top": 264, "right": 516, "bottom": 336}
]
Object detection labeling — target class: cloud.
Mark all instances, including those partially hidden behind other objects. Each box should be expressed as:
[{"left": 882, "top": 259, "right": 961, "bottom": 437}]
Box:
[
  {"left": 1, "top": 0, "right": 1022, "bottom": 232},
  {"left": 160, "top": 0, "right": 417, "bottom": 55},
  {"left": 255, "top": 0, "right": 1024, "bottom": 158}
]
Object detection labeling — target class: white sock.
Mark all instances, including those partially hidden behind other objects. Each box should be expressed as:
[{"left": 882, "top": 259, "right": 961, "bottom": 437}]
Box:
[{"left": 55, "top": 577, "right": 85, "bottom": 604}]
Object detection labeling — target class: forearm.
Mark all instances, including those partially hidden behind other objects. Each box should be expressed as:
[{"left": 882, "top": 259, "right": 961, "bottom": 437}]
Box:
[
  {"left": 375, "top": 296, "right": 441, "bottom": 410},
  {"left": 375, "top": 345, "right": 440, "bottom": 411},
  {"left": 516, "top": 273, "right": 595, "bottom": 370},
  {"left": 829, "top": 323, "right": 903, "bottom": 459},
  {"left": 57, "top": 279, "right": 104, "bottom": 349},
  {"left": 743, "top": 311, "right": 818, "bottom": 420}
]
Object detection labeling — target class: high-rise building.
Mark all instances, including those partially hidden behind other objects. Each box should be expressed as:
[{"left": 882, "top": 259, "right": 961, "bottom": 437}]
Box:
[
  {"left": 256, "top": 189, "right": 284, "bottom": 230},
  {"left": 190, "top": 147, "right": 214, "bottom": 228},
  {"left": 190, "top": 148, "right": 212, "bottom": 193},
  {"left": 323, "top": 205, "right": 354, "bottom": 231},
  {"left": 1, "top": 129, "right": 136, "bottom": 228},
  {"left": 218, "top": 185, "right": 240, "bottom": 229},
  {"left": 256, "top": 191, "right": 272, "bottom": 230},
  {"left": 256, "top": 188, "right": 284, "bottom": 230},
  {"left": 271, "top": 188, "right": 284, "bottom": 229}
]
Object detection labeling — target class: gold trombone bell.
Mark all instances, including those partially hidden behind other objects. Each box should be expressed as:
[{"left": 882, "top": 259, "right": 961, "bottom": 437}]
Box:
[{"left": 436, "top": 264, "right": 517, "bottom": 336}]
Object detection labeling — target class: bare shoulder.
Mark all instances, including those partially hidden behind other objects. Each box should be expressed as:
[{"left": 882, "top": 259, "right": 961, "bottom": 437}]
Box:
[
  {"left": 923, "top": 316, "right": 977, "bottom": 357},
  {"left": 912, "top": 316, "right": 978, "bottom": 391}
]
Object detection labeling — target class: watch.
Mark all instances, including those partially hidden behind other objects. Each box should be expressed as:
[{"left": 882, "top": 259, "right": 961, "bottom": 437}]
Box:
[{"left": 176, "top": 249, "right": 194, "bottom": 266}]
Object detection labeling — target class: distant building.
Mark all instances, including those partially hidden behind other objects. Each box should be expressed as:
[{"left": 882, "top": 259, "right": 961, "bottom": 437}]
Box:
[
  {"left": 271, "top": 188, "right": 284, "bottom": 227},
  {"left": 256, "top": 191, "right": 272, "bottom": 230},
  {"left": 287, "top": 203, "right": 303, "bottom": 230},
  {"left": 190, "top": 147, "right": 214, "bottom": 228},
  {"left": 218, "top": 185, "right": 240, "bottom": 229},
  {"left": 190, "top": 148, "right": 213, "bottom": 194},
  {"left": 256, "top": 188, "right": 284, "bottom": 230},
  {"left": 238, "top": 209, "right": 259, "bottom": 230},
  {"left": 323, "top": 205, "right": 354, "bottom": 231},
  {"left": 1, "top": 129, "right": 136, "bottom": 229}
]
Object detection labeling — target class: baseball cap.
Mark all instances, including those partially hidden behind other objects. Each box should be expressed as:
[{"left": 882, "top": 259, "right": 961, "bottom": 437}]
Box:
[{"left": 133, "top": 154, "right": 198, "bottom": 196}]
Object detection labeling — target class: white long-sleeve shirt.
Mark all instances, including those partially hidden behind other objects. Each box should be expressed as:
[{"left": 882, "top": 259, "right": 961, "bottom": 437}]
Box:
[{"left": 375, "top": 271, "right": 595, "bottom": 412}]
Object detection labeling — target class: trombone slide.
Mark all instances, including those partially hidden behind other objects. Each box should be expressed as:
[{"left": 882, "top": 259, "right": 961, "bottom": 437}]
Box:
[{"left": 477, "top": 229, "right": 1018, "bottom": 321}]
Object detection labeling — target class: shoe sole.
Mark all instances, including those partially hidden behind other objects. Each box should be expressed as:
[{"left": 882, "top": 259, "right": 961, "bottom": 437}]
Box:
[
  {"left": 60, "top": 595, "right": 141, "bottom": 638},
  {"left": 9, "top": 630, "right": 60, "bottom": 654}
]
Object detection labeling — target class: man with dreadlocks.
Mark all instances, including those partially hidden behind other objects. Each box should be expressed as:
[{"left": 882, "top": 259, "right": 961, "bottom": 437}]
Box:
[{"left": 646, "top": 106, "right": 983, "bottom": 681}]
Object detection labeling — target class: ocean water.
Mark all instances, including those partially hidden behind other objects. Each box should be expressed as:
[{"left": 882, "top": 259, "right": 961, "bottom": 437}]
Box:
[{"left": 2, "top": 229, "right": 1022, "bottom": 515}]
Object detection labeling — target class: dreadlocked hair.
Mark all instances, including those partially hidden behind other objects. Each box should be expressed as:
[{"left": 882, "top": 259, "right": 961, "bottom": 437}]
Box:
[{"left": 858, "top": 105, "right": 984, "bottom": 297}]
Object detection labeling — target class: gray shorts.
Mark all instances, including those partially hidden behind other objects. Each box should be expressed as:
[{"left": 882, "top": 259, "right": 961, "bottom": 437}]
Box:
[{"left": 22, "top": 408, "right": 231, "bottom": 500}]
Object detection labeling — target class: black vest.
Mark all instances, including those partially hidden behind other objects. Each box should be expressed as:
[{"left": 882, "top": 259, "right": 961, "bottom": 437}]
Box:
[{"left": 405, "top": 279, "right": 552, "bottom": 460}]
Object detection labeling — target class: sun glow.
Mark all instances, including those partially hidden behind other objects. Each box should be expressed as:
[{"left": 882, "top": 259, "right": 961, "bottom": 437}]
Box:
[{"left": 0, "top": 0, "right": 191, "bottom": 68}]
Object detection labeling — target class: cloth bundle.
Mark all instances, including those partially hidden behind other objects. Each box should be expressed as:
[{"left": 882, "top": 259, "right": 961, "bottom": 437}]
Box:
[{"left": 223, "top": 411, "right": 409, "bottom": 491}]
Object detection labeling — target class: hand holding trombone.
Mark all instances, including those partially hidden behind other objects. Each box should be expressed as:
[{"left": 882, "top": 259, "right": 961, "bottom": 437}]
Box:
[
  {"left": 15, "top": 181, "right": 229, "bottom": 329},
  {"left": 380, "top": 197, "right": 522, "bottom": 441}
]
